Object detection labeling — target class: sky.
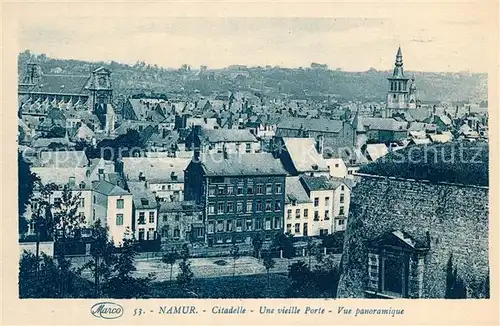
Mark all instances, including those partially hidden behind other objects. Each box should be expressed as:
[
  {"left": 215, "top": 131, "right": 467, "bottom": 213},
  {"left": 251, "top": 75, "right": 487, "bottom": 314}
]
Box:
[{"left": 17, "top": 7, "right": 494, "bottom": 73}]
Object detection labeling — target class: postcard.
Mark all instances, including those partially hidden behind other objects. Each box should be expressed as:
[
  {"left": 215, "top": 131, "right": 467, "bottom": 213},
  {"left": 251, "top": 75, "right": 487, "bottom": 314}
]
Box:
[{"left": 1, "top": 1, "right": 498, "bottom": 325}]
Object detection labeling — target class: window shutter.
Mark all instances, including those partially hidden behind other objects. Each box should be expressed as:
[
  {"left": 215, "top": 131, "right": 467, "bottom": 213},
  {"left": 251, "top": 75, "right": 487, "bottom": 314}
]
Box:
[{"left": 368, "top": 252, "right": 380, "bottom": 290}]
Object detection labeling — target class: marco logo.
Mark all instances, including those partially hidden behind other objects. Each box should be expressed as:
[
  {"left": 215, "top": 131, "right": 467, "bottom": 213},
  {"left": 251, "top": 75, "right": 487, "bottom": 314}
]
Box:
[{"left": 91, "top": 302, "right": 124, "bottom": 319}]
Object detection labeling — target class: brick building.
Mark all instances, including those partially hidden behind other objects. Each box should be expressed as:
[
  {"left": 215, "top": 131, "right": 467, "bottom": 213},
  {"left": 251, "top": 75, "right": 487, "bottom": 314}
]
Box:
[{"left": 184, "top": 152, "right": 287, "bottom": 246}]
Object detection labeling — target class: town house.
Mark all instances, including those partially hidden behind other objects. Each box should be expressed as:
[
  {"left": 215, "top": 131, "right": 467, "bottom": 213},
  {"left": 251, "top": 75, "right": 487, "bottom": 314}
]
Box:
[{"left": 184, "top": 152, "right": 287, "bottom": 246}]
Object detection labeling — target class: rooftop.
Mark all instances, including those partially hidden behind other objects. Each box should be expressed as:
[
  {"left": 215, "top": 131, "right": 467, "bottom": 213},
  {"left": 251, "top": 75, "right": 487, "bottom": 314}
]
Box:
[
  {"left": 200, "top": 153, "right": 287, "bottom": 177},
  {"left": 300, "top": 175, "right": 344, "bottom": 192},
  {"left": 284, "top": 176, "right": 310, "bottom": 204},
  {"left": 282, "top": 137, "right": 329, "bottom": 173},
  {"left": 198, "top": 128, "right": 258, "bottom": 143},
  {"left": 122, "top": 157, "right": 191, "bottom": 183},
  {"left": 277, "top": 117, "right": 344, "bottom": 133},
  {"left": 93, "top": 180, "right": 130, "bottom": 196}
]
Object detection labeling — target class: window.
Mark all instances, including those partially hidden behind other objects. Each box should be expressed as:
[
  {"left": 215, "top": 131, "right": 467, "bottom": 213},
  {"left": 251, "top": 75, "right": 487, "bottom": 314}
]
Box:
[
  {"left": 138, "top": 228, "right": 145, "bottom": 240},
  {"left": 246, "top": 219, "right": 252, "bottom": 231},
  {"left": 148, "top": 228, "right": 155, "bottom": 240},
  {"left": 227, "top": 186, "right": 234, "bottom": 195},
  {"left": 226, "top": 201, "right": 234, "bottom": 213},
  {"left": 341, "top": 185, "right": 345, "bottom": 191},
  {"left": 255, "top": 219, "right": 262, "bottom": 230},
  {"left": 149, "top": 212, "right": 155, "bottom": 223},
  {"left": 256, "top": 184, "right": 263, "bottom": 194},
  {"left": 173, "top": 228, "right": 180, "bottom": 239},
  {"left": 295, "top": 223, "right": 300, "bottom": 233},
  {"left": 265, "top": 200, "right": 272, "bottom": 212},
  {"left": 286, "top": 224, "right": 292, "bottom": 233},
  {"left": 208, "top": 221, "right": 214, "bottom": 234},
  {"left": 325, "top": 197, "right": 330, "bottom": 207},
  {"left": 335, "top": 163, "right": 339, "bottom": 168},
  {"left": 274, "top": 217, "right": 280, "bottom": 229},
  {"left": 275, "top": 183, "right": 282, "bottom": 194},
  {"left": 314, "top": 197, "right": 319, "bottom": 207},
  {"left": 162, "top": 185, "right": 166, "bottom": 190},
  {"left": 237, "top": 201, "right": 244, "bottom": 213},
  {"left": 287, "top": 209, "right": 292, "bottom": 219},
  {"left": 218, "top": 202, "right": 224, "bottom": 214},
  {"left": 208, "top": 203, "right": 215, "bottom": 214},
  {"left": 264, "top": 218, "right": 271, "bottom": 230},
  {"left": 314, "top": 211, "right": 319, "bottom": 221},
  {"left": 338, "top": 219, "right": 345, "bottom": 226},
  {"left": 303, "top": 223, "right": 308, "bottom": 236},
  {"left": 226, "top": 220, "right": 233, "bottom": 232},
  {"left": 138, "top": 212, "right": 145, "bottom": 224},
  {"left": 303, "top": 209, "right": 309, "bottom": 218},
  {"left": 348, "top": 170, "right": 353, "bottom": 175},
  {"left": 340, "top": 194, "right": 345, "bottom": 204},
  {"left": 295, "top": 209, "right": 300, "bottom": 219},
  {"left": 245, "top": 143, "right": 251, "bottom": 153},
  {"left": 275, "top": 200, "right": 281, "bottom": 211},
  {"left": 237, "top": 186, "right": 243, "bottom": 195},
  {"left": 163, "top": 214, "right": 168, "bottom": 222},
  {"left": 116, "top": 214, "right": 123, "bottom": 226},
  {"left": 291, "top": 200, "right": 297, "bottom": 206},
  {"left": 325, "top": 210, "right": 330, "bottom": 220},
  {"left": 236, "top": 219, "right": 243, "bottom": 232},
  {"left": 117, "top": 199, "right": 124, "bottom": 209},
  {"left": 256, "top": 200, "right": 263, "bottom": 212},
  {"left": 196, "top": 228, "right": 204, "bottom": 238},
  {"left": 79, "top": 198, "right": 85, "bottom": 208},
  {"left": 175, "top": 214, "right": 180, "bottom": 221},
  {"left": 247, "top": 185, "right": 253, "bottom": 195},
  {"left": 246, "top": 201, "right": 253, "bottom": 213},
  {"left": 218, "top": 186, "right": 225, "bottom": 195},
  {"left": 79, "top": 182, "right": 86, "bottom": 189},
  {"left": 167, "top": 185, "right": 171, "bottom": 190},
  {"left": 216, "top": 220, "right": 224, "bottom": 232},
  {"left": 266, "top": 184, "right": 273, "bottom": 195},
  {"left": 339, "top": 206, "right": 345, "bottom": 216}
]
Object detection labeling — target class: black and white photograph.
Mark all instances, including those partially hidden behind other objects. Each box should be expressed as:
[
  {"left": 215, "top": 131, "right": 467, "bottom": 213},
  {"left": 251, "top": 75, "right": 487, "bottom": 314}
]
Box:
[{"left": 11, "top": 2, "right": 493, "bottom": 307}]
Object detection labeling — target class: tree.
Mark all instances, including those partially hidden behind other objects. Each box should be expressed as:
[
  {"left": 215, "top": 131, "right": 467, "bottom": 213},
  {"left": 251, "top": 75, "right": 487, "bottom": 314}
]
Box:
[
  {"left": 251, "top": 232, "right": 264, "bottom": 258},
  {"left": 272, "top": 233, "right": 295, "bottom": 266},
  {"left": 18, "top": 152, "right": 39, "bottom": 234},
  {"left": 105, "top": 231, "right": 155, "bottom": 298},
  {"left": 176, "top": 244, "right": 194, "bottom": 290},
  {"left": 305, "top": 237, "right": 317, "bottom": 268},
  {"left": 162, "top": 248, "right": 179, "bottom": 282},
  {"left": 80, "top": 221, "right": 116, "bottom": 297},
  {"left": 261, "top": 251, "right": 276, "bottom": 290},
  {"left": 286, "top": 261, "right": 319, "bottom": 298},
  {"left": 230, "top": 244, "right": 240, "bottom": 279},
  {"left": 51, "top": 184, "right": 85, "bottom": 298},
  {"left": 19, "top": 251, "right": 82, "bottom": 298}
]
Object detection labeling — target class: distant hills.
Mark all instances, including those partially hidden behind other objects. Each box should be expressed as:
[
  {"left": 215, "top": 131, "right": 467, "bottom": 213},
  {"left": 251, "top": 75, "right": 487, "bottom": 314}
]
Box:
[{"left": 18, "top": 51, "right": 487, "bottom": 103}]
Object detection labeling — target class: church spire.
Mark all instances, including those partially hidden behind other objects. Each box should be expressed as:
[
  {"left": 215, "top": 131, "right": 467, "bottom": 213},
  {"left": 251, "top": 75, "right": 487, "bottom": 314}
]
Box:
[{"left": 393, "top": 46, "right": 405, "bottom": 78}]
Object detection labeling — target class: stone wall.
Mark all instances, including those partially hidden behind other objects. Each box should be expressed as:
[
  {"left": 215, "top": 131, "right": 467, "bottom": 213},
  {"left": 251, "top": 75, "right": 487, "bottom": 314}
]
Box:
[{"left": 337, "top": 174, "right": 489, "bottom": 298}]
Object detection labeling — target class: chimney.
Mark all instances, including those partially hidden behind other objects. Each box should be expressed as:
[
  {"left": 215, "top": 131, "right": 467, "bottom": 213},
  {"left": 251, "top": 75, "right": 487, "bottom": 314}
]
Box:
[
  {"left": 223, "top": 144, "right": 229, "bottom": 159},
  {"left": 315, "top": 134, "right": 324, "bottom": 155}
]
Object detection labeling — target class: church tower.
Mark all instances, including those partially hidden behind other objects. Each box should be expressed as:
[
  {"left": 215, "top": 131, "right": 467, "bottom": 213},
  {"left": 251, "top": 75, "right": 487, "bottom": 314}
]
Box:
[
  {"left": 88, "top": 67, "right": 113, "bottom": 112},
  {"left": 385, "top": 47, "right": 410, "bottom": 118}
]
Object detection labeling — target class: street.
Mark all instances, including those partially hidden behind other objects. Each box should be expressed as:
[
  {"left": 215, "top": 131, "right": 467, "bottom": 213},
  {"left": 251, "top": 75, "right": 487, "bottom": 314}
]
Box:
[{"left": 76, "top": 254, "right": 342, "bottom": 282}]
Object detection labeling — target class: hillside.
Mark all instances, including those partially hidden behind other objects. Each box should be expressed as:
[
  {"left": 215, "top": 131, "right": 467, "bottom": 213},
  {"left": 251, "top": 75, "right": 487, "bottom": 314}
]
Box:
[{"left": 18, "top": 51, "right": 487, "bottom": 103}]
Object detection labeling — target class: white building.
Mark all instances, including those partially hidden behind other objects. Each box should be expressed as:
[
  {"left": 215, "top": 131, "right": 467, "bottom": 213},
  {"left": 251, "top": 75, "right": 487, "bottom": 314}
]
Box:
[
  {"left": 284, "top": 176, "right": 314, "bottom": 237},
  {"left": 92, "top": 180, "right": 133, "bottom": 246},
  {"left": 300, "top": 175, "right": 352, "bottom": 235},
  {"left": 121, "top": 157, "right": 191, "bottom": 202}
]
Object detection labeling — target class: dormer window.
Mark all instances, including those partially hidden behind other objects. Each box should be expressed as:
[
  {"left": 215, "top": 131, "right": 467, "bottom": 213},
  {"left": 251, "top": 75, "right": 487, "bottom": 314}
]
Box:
[
  {"left": 171, "top": 172, "right": 178, "bottom": 181},
  {"left": 141, "top": 198, "right": 149, "bottom": 206},
  {"left": 139, "top": 172, "right": 146, "bottom": 181}
]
